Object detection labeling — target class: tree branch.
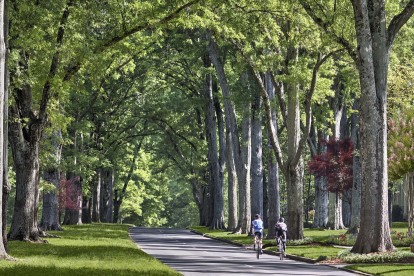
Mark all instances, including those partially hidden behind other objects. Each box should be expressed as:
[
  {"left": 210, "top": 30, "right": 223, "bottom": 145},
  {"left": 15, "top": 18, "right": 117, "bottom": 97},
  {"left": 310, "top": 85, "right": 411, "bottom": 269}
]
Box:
[
  {"left": 387, "top": 0, "right": 414, "bottom": 48},
  {"left": 298, "top": 0, "right": 357, "bottom": 61}
]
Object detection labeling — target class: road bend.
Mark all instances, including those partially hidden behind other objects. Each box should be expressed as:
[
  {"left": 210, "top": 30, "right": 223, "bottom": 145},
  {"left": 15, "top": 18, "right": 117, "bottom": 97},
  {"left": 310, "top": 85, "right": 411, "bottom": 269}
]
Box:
[{"left": 129, "top": 227, "right": 359, "bottom": 276}]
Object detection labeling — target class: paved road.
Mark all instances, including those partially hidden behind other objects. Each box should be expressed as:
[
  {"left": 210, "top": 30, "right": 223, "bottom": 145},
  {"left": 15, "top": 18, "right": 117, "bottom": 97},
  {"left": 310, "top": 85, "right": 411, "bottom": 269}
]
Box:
[{"left": 129, "top": 227, "right": 359, "bottom": 276}]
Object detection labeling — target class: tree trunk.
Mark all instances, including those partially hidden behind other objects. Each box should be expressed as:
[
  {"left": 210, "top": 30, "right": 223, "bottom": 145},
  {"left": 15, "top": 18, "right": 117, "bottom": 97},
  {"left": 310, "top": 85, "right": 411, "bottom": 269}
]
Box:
[
  {"left": 237, "top": 109, "right": 251, "bottom": 234},
  {"left": 0, "top": 0, "right": 7, "bottom": 256},
  {"left": 285, "top": 65, "right": 304, "bottom": 240},
  {"left": 311, "top": 130, "right": 329, "bottom": 228},
  {"left": 214, "top": 79, "right": 226, "bottom": 229},
  {"left": 251, "top": 89, "right": 263, "bottom": 219},
  {"left": 265, "top": 72, "right": 280, "bottom": 239},
  {"left": 351, "top": 0, "right": 394, "bottom": 253},
  {"left": 92, "top": 170, "right": 101, "bottom": 222},
  {"left": 82, "top": 196, "right": 91, "bottom": 224},
  {"left": 100, "top": 169, "right": 113, "bottom": 223},
  {"left": 406, "top": 174, "right": 414, "bottom": 237},
  {"left": 327, "top": 84, "right": 345, "bottom": 230},
  {"left": 207, "top": 32, "right": 239, "bottom": 231},
  {"left": 40, "top": 169, "right": 62, "bottom": 231},
  {"left": 348, "top": 99, "right": 361, "bottom": 234},
  {"left": 313, "top": 176, "right": 328, "bottom": 228},
  {"left": 342, "top": 191, "right": 352, "bottom": 228},
  {"left": 40, "top": 130, "right": 63, "bottom": 231},
  {"left": 204, "top": 56, "right": 225, "bottom": 229},
  {"left": 226, "top": 132, "right": 238, "bottom": 231},
  {"left": 8, "top": 116, "right": 41, "bottom": 241}
]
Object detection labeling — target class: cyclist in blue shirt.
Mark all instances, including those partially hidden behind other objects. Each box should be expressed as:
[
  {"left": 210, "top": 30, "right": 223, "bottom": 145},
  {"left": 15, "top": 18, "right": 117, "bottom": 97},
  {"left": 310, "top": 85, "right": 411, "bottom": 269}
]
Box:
[
  {"left": 252, "top": 214, "right": 264, "bottom": 237},
  {"left": 252, "top": 214, "right": 264, "bottom": 254}
]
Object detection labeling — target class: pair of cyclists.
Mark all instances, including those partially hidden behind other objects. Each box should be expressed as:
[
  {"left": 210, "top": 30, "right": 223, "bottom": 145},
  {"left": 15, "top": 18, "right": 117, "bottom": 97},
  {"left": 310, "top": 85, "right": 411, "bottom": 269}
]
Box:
[{"left": 252, "top": 214, "right": 287, "bottom": 255}]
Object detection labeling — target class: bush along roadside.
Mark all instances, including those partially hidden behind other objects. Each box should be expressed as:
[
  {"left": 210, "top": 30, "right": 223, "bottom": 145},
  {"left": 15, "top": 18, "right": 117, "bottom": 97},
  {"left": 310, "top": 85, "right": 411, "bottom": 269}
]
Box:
[{"left": 338, "top": 249, "right": 414, "bottom": 263}]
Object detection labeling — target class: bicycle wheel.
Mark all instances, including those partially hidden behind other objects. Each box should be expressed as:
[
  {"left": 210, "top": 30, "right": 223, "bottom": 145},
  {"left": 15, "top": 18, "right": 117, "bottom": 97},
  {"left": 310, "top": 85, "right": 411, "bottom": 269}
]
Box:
[
  {"left": 278, "top": 239, "right": 284, "bottom": 260},
  {"left": 257, "top": 242, "right": 262, "bottom": 259}
]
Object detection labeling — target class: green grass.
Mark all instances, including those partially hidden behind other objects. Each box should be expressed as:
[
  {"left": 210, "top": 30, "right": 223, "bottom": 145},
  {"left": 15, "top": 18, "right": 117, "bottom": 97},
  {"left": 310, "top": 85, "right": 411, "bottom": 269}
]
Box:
[
  {"left": 0, "top": 223, "right": 181, "bottom": 276},
  {"left": 346, "top": 264, "right": 414, "bottom": 276}
]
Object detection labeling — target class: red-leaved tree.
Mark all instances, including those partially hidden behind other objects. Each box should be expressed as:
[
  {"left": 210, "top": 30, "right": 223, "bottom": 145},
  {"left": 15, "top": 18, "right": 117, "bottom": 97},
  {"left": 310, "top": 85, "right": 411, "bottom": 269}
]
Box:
[
  {"left": 308, "top": 138, "right": 354, "bottom": 194},
  {"left": 58, "top": 176, "right": 82, "bottom": 212}
]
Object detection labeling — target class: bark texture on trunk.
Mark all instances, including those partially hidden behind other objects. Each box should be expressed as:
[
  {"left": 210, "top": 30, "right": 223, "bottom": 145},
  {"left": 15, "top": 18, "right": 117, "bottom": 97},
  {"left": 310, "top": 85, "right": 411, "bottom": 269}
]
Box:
[
  {"left": 204, "top": 62, "right": 225, "bottom": 230},
  {"left": 265, "top": 72, "right": 280, "bottom": 239},
  {"left": 251, "top": 90, "right": 263, "bottom": 219},
  {"left": 82, "top": 196, "right": 91, "bottom": 224},
  {"left": 311, "top": 130, "right": 328, "bottom": 228},
  {"left": 285, "top": 65, "right": 304, "bottom": 239},
  {"left": 100, "top": 169, "right": 113, "bottom": 223},
  {"left": 207, "top": 32, "right": 239, "bottom": 231},
  {"left": 40, "top": 169, "right": 62, "bottom": 231},
  {"left": 313, "top": 176, "right": 328, "bottom": 228},
  {"left": 8, "top": 115, "right": 41, "bottom": 241},
  {"left": 0, "top": 0, "right": 7, "bottom": 256},
  {"left": 92, "top": 170, "right": 101, "bottom": 222},
  {"left": 406, "top": 174, "right": 414, "bottom": 236},
  {"left": 349, "top": 113, "right": 361, "bottom": 234},
  {"left": 351, "top": 0, "right": 394, "bottom": 253},
  {"left": 237, "top": 109, "right": 251, "bottom": 234}
]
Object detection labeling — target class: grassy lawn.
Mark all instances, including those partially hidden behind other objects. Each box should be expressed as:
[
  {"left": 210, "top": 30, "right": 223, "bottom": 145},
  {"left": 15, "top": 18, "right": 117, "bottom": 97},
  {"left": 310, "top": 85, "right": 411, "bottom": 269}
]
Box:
[
  {"left": 0, "top": 223, "right": 180, "bottom": 276},
  {"left": 346, "top": 264, "right": 414, "bottom": 276}
]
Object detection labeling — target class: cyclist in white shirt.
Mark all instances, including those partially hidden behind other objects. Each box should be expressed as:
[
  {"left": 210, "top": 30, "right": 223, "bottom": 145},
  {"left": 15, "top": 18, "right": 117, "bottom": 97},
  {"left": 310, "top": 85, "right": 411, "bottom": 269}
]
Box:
[{"left": 275, "top": 217, "right": 287, "bottom": 254}]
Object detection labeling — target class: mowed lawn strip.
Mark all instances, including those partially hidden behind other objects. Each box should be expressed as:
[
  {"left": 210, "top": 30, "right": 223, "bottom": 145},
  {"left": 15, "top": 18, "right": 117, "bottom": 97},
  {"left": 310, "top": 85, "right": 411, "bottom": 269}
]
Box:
[
  {"left": 0, "top": 223, "right": 181, "bottom": 276},
  {"left": 346, "top": 264, "right": 414, "bottom": 276}
]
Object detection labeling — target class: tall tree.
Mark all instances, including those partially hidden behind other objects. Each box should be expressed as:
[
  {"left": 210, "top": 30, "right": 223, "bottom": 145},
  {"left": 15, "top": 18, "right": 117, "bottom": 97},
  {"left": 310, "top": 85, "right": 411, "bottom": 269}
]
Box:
[
  {"left": 251, "top": 85, "right": 263, "bottom": 219},
  {"left": 7, "top": 0, "right": 200, "bottom": 241},
  {"left": 207, "top": 32, "right": 240, "bottom": 231},
  {"left": 300, "top": 0, "right": 414, "bottom": 254},
  {"left": 8, "top": 0, "right": 74, "bottom": 241},
  {"left": 0, "top": 0, "right": 7, "bottom": 257},
  {"left": 204, "top": 55, "right": 225, "bottom": 229},
  {"left": 265, "top": 72, "right": 280, "bottom": 239}
]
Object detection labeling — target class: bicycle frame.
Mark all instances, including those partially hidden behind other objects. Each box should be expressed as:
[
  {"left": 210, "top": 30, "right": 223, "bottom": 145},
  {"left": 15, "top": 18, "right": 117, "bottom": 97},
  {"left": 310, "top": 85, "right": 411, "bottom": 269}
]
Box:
[
  {"left": 277, "top": 236, "right": 285, "bottom": 260},
  {"left": 254, "top": 233, "right": 262, "bottom": 259}
]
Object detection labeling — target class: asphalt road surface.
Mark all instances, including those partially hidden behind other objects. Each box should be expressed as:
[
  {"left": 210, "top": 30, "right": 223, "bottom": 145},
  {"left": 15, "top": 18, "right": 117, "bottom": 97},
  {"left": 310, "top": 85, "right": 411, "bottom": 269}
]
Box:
[{"left": 129, "top": 227, "right": 359, "bottom": 276}]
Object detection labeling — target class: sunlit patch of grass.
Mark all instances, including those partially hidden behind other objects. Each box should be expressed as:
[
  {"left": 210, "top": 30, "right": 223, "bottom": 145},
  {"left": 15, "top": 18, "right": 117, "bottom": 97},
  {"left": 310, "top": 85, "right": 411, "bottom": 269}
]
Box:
[
  {"left": 0, "top": 223, "right": 180, "bottom": 276},
  {"left": 346, "top": 264, "right": 414, "bottom": 276}
]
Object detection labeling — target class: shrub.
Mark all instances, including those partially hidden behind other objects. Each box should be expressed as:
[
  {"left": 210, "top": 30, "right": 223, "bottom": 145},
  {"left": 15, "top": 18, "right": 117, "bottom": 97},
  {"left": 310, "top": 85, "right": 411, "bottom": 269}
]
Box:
[
  {"left": 325, "top": 234, "right": 356, "bottom": 246},
  {"left": 316, "top": 255, "right": 328, "bottom": 262},
  {"left": 391, "top": 231, "right": 414, "bottom": 246},
  {"left": 338, "top": 249, "right": 414, "bottom": 263},
  {"left": 287, "top": 237, "right": 313, "bottom": 246}
]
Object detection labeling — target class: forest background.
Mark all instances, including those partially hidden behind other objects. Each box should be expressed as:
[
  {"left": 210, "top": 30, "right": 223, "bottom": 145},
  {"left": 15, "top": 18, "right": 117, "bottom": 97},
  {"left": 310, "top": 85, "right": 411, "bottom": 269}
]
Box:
[{"left": 1, "top": 0, "right": 414, "bottom": 259}]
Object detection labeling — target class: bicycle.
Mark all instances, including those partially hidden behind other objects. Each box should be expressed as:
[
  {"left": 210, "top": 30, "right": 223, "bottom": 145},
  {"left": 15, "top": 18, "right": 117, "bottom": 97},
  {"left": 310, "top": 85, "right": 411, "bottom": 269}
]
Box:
[
  {"left": 253, "top": 232, "right": 263, "bottom": 259},
  {"left": 276, "top": 236, "right": 286, "bottom": 260}
]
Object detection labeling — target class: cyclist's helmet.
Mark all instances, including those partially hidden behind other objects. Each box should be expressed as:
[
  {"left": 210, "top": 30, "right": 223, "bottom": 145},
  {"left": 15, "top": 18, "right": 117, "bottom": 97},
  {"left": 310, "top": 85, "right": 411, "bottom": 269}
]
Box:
[
  {"left": 279, "top": 217, "right": 284, "bottom": 223},
  {"left": 255, "top": 214, "right": 260, "bottom": 219}
]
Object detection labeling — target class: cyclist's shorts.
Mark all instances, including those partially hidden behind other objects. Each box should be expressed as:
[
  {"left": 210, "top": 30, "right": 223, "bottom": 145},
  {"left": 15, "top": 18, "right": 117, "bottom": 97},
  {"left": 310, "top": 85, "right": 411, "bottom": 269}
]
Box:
[{"left": 254, "top": 231, "right": 262, "bottom": 239}]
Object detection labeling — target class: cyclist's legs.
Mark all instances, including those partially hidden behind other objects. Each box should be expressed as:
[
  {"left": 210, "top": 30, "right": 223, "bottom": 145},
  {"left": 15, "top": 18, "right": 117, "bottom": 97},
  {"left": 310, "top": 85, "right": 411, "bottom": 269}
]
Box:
[
  {"left": 254, "top": 232, "right": 259, "bottom": 247},
  {"left": 254, "top": 231, "right": 263, "bottom": 252}
]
